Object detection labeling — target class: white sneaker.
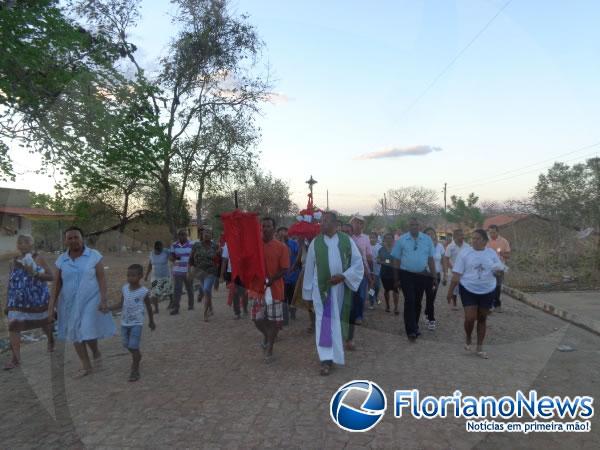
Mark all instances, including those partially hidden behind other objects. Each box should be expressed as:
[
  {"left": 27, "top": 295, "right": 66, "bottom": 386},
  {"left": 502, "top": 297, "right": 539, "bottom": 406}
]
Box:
[{"left": 428, "top": 320, "right": 436, "bottom": 331}]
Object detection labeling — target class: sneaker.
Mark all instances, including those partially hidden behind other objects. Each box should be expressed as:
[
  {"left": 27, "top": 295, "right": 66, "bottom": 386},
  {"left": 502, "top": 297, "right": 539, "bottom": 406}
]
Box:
[
  {"left": 354, "top": 318, "right": 363, "bottom": 326},
  {"left": 428, "top": 320, "right": 436, "bottom": 331},
  {"left": 495, "top": 306, "right": 503, "bottom": 313},
  {"left": 234, "top": 314, "right": 241, "bottom": 320},
  {"left": 170, "top": 309, "right": 179, "bottom": 316},
  {"left": 368, "top": 305, "right": 375, "bottom": 310}
]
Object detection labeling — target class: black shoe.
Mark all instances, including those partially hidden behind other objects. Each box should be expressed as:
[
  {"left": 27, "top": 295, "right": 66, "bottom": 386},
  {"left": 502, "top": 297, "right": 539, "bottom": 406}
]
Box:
[
  {"left": 408, "top": 334, "right": 417, "bottom": 342},
  {"left": 188, "top": 306, "right": 194, "bottom": 311},
  {"left": 170, "top": 309, "right": 179, "bottom": 315}
]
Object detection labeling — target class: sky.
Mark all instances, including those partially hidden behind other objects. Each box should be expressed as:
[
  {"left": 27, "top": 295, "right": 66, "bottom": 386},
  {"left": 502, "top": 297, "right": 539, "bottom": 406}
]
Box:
[{"left": 4, "top": 0, "right": 600, "bottom": 214}]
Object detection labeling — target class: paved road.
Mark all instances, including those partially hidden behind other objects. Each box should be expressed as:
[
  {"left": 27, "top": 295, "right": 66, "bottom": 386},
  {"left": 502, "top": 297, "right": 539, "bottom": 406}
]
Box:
[{"left": 1, "top": 285, "right": 599, "bottom": 449}]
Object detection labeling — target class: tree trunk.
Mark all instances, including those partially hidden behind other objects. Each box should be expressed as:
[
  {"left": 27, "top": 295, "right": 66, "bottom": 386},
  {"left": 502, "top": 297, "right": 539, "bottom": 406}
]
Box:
[
  {"left": 163, "top": 177, "right": 177, "bottom": 238},
  {"left": 196, "top": 179, "right": 205, "bottom": 228}
]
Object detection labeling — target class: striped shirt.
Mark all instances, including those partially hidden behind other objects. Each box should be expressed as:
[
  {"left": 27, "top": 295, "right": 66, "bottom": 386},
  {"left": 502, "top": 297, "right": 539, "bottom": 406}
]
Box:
[{"left": 170, "top": 240, "right": 193, "bottom": 276}]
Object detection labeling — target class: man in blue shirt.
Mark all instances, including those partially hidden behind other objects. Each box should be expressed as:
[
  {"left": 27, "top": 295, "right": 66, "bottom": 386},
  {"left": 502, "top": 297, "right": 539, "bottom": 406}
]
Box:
[
  {"left": 277, "top": 227, "right": 300, "bottom": 325},
  {"left": 391, "top": 218, "right": 437, "bottom": 341}
]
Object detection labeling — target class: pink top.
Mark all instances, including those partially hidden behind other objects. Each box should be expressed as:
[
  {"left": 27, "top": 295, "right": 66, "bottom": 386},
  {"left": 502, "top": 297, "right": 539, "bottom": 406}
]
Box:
[{"left": 352, "top": 233, "right": 373, "bottom": 275}]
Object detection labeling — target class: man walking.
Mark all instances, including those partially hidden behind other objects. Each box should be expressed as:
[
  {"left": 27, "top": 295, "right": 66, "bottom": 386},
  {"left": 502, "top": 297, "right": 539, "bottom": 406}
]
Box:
[
  {"left": 277, "top": 226, "right": 300, "bottom": 324},
  {"left": 302, "top": 211, "right": 364, "bottom": 375},
  {"left": 391, "top": 218, "right": 437, "bottom": 342},
  {"left": 443, "top": 229, "right": 471, "bottom": 310},
  {"left": 169, "top": 229, "right": 194, "bottom": 315},
  {"left": 486, "top": 224, "right": 511, "bottom": 313},
  {"left": 250, "top": 218, "right": 289, "bottom": 363},
  {"left": 349, "top": 215, "right": 373, "bottom": 327}
]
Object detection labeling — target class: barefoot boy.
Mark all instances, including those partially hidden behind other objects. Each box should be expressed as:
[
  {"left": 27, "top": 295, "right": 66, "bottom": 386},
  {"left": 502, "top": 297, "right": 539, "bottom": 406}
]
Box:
[{"left": 114, "top": 264, "right": 156, "bottom": 381}]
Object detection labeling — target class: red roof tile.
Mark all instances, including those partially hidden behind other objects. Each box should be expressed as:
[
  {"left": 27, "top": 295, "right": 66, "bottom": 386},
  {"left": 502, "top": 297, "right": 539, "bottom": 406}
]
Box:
[
  {"left": 483, "top": 214, "right": 529, "bottom": 229},
  {"left": 0, "top": 206, "right": 74, "bottom": 218}
]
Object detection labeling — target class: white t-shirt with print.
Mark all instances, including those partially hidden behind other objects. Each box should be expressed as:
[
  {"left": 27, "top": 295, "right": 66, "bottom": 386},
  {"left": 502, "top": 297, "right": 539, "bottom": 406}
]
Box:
[
  {"left": 453, "top": 248, "right": 504, "bottom": 294},
  {"left": 445, "top": 241, "right": 471, "bottom": 267},
  {"left": 222, "top": 243, "right": 232, "bottom": 273},
  {"left": 121, "top": 285, "right": 149, "bottom": 326}
]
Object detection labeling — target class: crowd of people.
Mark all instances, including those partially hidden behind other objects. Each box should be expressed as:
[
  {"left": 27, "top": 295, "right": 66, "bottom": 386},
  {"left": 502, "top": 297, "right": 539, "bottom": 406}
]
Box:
[{"left": 3, "top": 216, "right": 511, "bottom": 379}]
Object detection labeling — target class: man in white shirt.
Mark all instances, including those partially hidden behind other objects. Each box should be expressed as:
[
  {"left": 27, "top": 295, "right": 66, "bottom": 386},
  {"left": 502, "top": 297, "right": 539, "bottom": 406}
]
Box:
[{"left": 443, "top": 229, "right": 471, "bottom": 310}]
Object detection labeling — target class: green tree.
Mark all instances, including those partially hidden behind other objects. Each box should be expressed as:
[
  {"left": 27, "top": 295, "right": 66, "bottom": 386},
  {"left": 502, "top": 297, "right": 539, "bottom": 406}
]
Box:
[
  {"left": 533, "top": 158, "right": 600, "bottom": 268},
  {"left": 445, "top": 193, "right": 484, "bottom": 228},
  {"left": 70, "top": 0, "right": 269, "bottom": 236},
  {"left": 0, "top": 0, "right": 125, "bottom": 180}
]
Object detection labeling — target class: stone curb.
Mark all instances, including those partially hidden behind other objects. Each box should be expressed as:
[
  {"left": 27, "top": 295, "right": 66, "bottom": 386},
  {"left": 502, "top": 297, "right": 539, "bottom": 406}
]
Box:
[{"left": 503, "top": 285, "right": 600, "bottom": 337}]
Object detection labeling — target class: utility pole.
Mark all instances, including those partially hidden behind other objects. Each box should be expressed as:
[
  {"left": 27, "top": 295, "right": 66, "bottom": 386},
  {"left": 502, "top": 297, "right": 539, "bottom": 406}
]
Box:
[
  {"left": 326, "top": 189, "right": 329, "bottom": 210},
  {"left": 443, "top": 183, "right": 447, "bottom": 213}
]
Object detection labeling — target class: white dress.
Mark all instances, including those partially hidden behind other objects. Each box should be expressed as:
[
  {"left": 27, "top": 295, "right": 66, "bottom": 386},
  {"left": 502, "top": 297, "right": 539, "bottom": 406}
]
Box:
[{"left": 302, "top": 234, "right": 364, "bottom": 364}]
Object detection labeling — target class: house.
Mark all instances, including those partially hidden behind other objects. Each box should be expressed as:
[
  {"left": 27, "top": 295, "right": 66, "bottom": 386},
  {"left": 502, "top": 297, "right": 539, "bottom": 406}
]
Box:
[{"left": 0, "top": 188, "right": 74, "bottom": 257}]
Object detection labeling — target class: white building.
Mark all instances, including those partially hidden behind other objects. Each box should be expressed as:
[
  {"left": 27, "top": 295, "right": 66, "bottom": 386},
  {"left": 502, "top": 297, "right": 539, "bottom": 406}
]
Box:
[{"left": 0, "top": 188, "right": 73, "bottom": 257}]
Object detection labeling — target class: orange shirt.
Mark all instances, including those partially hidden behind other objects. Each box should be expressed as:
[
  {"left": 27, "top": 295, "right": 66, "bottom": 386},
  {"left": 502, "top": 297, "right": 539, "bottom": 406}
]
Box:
[
  {"left": 263, "top": 239, "right": 290, "bottom": 300},
  {"left": 487, "top": 236, "right": 511, "bottom": 262}
]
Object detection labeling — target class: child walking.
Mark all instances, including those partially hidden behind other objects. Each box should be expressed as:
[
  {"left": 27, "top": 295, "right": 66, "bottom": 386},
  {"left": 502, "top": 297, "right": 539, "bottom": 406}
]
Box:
[{"left": 114, "top": 264, "right": 156, "bottom": 382}]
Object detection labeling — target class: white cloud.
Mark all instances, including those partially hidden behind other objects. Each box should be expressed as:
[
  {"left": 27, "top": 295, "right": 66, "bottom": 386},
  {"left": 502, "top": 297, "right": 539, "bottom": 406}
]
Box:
[
  {"left": 356, "top": 145, "right": 443, "bottom": 160},
  {"left": 265, "top": 92, "right": 291, "bottom": 105}
]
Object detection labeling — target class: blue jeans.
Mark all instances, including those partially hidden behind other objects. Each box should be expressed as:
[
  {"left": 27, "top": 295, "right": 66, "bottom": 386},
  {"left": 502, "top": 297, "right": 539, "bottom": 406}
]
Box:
[
  {"left": 369, "top": 276, "right": 381, "bottom": 305},
  {"left": 121, "top": 325, "right": 142, "bottom": 350},
  {"left": 199, "top": 274, "right": 217, "bottom": 297}
]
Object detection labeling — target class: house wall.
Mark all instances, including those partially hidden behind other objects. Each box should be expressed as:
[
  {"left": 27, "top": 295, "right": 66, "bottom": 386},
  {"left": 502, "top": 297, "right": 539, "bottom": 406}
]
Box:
[
  {"left": 0, "top": 214, "right": 32, "bottom": 257},
  {"left": 0, "top": 188, "right": 30, "bottom": 208}
]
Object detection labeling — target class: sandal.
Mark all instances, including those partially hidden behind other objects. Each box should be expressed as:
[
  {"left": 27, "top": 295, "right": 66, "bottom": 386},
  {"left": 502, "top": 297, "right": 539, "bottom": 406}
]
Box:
[
  {"left": 3, "top": 360, "right": 19, "bottom": 371},
  {"left": 128, "top": 370, "right": 140, "bottom": 382}
]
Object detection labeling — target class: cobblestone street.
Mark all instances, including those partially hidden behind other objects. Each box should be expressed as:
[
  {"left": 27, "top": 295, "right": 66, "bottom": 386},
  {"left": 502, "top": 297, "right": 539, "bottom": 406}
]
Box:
[{"left": 1, "top": 285, "right": 599, "bottom": 449}]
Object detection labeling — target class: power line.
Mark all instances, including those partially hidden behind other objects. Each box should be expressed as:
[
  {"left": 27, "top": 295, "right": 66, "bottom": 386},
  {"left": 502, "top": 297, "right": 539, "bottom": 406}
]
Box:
[
  {"left": 450, "top": 141, "right": 600, "bottom": 190},
  {"left": 450, "top": 149, "right": 600, "bottom": 194},
  {"left": 397, "top": 0, "right": 514, "bottom": 120}
]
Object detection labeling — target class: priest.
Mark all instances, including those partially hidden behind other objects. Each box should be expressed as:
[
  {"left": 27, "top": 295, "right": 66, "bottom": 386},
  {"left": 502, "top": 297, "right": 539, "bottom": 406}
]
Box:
[{"left": 302, "top": 210, "right": 364, "bottom": 376}]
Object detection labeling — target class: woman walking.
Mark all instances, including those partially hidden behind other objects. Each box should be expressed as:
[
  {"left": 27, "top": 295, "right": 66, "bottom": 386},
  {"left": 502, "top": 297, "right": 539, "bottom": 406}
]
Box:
[
  {"left": 4, "top": 235, "right": 54, "bottom": 370},
  {"left": 145, "top": 241, "right": 172, "bottom": 314},
  {"left": 189, "top": 228, "right": 219, "bottom": 321},
  {"left": 424, "top": 228, "right": 445, "bottom": 330},
  {"left": 377, "top": 233, "right": 400, "bottom": 315},
  {"left": 49, "top": 226, "right": 116, "bottom": 377},
  {"left": 447, "top": 229, "right": 504, "bottom": 359}
]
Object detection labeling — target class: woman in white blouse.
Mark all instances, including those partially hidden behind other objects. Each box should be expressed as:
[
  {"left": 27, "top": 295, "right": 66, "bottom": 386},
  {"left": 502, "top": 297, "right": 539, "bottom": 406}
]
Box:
[{"left": 447, "top": 229, "right": 504, "bottom": 359}]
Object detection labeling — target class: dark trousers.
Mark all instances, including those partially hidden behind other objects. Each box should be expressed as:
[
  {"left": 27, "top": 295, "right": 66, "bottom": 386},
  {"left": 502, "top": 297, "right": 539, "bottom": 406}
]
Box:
[
  {"left": 493, "top": 273, "right": 504, "bottom": 308},
  {"left": 424, "top": 273, "right": 441, "bottom": 321},
  {"left": 282, "top": 282, "right": 296, "bottom": 325},
  {"left": 347, "top": 276, "right": 368, "bottom": 341},
  {"left": 173, "top": 275, "right": 194, "bottom": 310},
  {"left": 232, "top": 278, "right": 247, "bottom": 316},
  {"left": 399, "top": 270, "right": 430, "bottom": 336}
]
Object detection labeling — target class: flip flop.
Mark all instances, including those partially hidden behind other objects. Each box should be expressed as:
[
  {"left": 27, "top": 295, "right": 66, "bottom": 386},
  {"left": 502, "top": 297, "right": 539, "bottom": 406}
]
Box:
[
  {"left": 74, "top": 368, "right": 92, "bottom": 379},
  {"left": 3, "top": 360, "right": 19, "bottom": 371},
  {"left": 477, "top": 351, "right": 489, "bottom": 359}
]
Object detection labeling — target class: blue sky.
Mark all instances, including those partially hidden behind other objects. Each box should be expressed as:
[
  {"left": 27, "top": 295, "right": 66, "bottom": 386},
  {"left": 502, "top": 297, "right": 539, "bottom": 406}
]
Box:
[{"left": 5, "top": 0, "right": 600, "bottom": 214}]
